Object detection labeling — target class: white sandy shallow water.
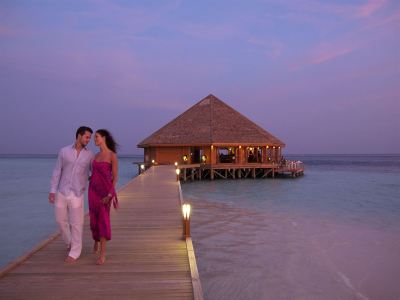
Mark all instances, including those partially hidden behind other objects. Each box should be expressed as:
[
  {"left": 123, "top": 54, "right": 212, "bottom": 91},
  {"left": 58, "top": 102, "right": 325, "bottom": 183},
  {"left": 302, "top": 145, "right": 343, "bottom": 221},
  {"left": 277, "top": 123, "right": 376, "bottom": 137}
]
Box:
[{"left": 187, "top": 198, "right": 400, "bottom": 300}]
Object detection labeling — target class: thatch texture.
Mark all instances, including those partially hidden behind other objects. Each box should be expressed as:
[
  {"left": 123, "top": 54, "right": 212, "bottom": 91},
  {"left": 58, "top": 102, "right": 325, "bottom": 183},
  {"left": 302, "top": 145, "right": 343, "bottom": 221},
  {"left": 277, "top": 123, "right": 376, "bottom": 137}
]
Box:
[{"left": 138, "top": 94, "right": 285, "bottom": 147}]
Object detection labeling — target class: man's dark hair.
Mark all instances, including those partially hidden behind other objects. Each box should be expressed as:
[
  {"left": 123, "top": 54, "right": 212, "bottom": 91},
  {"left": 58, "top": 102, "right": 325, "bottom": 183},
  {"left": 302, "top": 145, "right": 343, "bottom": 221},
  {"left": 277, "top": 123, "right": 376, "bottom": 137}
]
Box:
[{"left": 76, "top": 126, "right": 93, "bottom": 139}]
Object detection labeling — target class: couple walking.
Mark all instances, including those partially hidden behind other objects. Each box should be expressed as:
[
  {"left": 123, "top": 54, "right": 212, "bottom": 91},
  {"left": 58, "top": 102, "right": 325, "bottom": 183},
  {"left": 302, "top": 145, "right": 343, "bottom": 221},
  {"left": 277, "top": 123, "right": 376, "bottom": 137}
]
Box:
[{"left": 48, "top": 126, "right": 118, "bottom": 265}]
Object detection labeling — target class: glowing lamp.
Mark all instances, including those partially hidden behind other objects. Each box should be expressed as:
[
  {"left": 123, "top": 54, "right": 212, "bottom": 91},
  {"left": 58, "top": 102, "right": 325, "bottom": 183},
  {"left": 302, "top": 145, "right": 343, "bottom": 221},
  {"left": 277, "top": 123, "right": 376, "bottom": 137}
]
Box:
[
  {"left": 201, "top": 155, "right": 207, "bottom": 163},
  {"left": 182, "top": 203, "right": 191, "bottom": 238},
  {"left": 174, "top": 162, "right": 178, "bottom": 167},
  {"left": 182, "top": 203, "right": 191, "bottom": 220},
  {"left": 176, "top": 168, "right": 180, "bottom": 181}
]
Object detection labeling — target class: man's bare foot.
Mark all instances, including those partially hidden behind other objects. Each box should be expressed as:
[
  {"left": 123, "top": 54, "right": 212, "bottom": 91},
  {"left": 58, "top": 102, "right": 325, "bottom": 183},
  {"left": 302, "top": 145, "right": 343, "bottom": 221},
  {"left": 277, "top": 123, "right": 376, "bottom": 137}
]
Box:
[
  {"left": 64, "top": 256, "right": 77, "bottom": 264},
  {"left": 93, "top": 242, "right": 99, "bottom": 254},
  {"left": 96, "top": 256, "right": 106, "bottom": 265}
]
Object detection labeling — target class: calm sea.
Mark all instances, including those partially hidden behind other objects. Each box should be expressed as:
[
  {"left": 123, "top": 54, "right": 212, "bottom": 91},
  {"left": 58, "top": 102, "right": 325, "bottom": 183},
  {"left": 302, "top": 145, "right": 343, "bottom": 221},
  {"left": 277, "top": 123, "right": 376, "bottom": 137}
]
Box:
[
  {"left": 0, "top": 155, "right": 141, "bottom": 268},
  {"left": 181, "top": 155, "right": 400, "bottom": 300},
  {"left": 1, "top": 155, "right": 399, "bottom": 299}
]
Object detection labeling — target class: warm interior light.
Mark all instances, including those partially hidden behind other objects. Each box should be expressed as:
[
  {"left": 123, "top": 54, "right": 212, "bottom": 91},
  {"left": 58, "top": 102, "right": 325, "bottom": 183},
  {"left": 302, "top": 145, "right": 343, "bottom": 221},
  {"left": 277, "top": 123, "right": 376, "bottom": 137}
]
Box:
[
  {"left": 239, "top": 145, "right": 242, "bottom": 149},
  {"left": 183, "top": 155, "right": 188, "bottom": 161},
  {"left": 176, "top": 169, "right": 180, "bottom": 175},
  {"left": 182, "top": 203, "right": 191, "bottom": 220},
  {"left": 266, "top": 145, "right": 269, "bottom": 149},
  {"left": 151, "top": 159, "right": 155, "bottom": 164},
  {"left": 174, "top": 162, "right": 178, "bottom": 166},
  {"left": 140, "top": 164, "right": 145, "bottom": 170},
  {"left": 211, "top": 145, "right": 214, "bottom": 150}
]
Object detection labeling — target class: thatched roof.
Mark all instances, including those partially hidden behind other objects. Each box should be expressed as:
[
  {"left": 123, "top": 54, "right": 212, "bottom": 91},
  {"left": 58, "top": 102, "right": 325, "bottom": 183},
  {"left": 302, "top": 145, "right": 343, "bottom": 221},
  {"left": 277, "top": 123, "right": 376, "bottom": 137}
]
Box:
[{"left": 137, "top": 94, "right": 285, "bottom": 147}]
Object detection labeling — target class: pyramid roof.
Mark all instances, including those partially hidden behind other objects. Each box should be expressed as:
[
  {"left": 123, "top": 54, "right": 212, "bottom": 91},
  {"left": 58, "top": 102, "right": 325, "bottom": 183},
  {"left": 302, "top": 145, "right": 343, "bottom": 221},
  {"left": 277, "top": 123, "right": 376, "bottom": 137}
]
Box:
[{"left": 138, "top": 94, "right": 285, "bottom": 147}]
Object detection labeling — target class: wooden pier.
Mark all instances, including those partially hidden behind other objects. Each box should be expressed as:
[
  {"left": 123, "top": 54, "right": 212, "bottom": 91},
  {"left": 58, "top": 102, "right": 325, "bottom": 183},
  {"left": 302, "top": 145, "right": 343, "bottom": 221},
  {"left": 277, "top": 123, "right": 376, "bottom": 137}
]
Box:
[{"left": 0, "top": 165, "right": 202, "bottom": 300}]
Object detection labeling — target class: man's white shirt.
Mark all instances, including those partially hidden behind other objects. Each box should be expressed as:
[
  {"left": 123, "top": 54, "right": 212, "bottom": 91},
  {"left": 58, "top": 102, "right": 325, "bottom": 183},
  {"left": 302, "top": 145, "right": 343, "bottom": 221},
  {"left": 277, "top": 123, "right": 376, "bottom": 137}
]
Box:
[{"left": 50, "top": 144, "right": 95, "bottom": 197}]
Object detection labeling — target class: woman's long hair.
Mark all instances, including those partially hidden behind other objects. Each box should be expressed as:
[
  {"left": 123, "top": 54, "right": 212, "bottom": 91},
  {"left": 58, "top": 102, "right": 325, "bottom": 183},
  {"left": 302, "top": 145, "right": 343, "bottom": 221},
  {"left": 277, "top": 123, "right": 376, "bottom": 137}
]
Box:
[{"left": 97, "top": 129, "right": 119, "bottom": 153}]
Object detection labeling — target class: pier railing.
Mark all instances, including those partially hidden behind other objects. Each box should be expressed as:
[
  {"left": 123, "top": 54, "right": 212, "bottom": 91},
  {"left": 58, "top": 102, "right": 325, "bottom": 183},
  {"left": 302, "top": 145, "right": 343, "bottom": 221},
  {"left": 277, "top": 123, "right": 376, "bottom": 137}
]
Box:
[{"left": 281, "top": 160, "right": 304, "bottom": 171}]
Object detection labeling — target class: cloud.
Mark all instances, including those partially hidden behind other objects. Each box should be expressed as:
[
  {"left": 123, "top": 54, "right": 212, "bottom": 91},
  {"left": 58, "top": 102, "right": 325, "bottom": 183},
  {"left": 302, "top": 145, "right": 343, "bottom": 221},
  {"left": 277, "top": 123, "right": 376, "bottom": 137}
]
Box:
[
  {"left": 357, "top": 0, "right": 387, "bottom": 18},
  {"left": 247, "top": 38, "right": 284, "bottom": 60},
  {"left": 178, "top": 23, "right": 240, "bottom": 40},
  {"left": 289, "top": 42, "right": 357, "bottom": 70}
]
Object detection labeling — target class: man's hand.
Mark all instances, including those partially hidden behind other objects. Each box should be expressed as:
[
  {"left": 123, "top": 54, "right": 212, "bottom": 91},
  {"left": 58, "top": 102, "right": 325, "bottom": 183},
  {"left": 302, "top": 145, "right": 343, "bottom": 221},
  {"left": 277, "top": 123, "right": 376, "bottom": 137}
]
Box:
[{"left": 48, "top": 193, "right": 56, "bottom": 204}]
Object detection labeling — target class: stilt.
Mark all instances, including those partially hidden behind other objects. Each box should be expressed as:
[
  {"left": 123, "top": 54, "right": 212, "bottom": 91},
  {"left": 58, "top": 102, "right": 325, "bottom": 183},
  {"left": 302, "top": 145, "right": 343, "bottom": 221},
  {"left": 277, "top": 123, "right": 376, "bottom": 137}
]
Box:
[
  {"left": 252, "top": 168, "right": 256, "bottom": 179},
  {"left": 184, "top": 168, "right": 187, "bottom": 182},
  {"left": 210, "top": 168, "right": 214, "bottom": 180}
]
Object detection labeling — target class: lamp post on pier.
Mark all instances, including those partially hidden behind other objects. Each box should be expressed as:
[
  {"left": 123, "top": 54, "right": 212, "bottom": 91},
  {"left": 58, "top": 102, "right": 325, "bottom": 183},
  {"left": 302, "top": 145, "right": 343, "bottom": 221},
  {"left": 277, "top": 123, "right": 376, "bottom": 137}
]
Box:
[{"left": 182, "top": 203, "right": 191, "bottom": 238}]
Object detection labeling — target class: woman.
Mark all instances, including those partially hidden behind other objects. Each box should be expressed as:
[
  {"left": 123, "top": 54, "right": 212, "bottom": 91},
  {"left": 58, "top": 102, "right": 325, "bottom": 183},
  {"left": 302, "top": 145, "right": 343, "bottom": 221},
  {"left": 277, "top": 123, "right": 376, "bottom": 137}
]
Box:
[{"left": 89, "top": 129, "right": 119, "bottom": 265}]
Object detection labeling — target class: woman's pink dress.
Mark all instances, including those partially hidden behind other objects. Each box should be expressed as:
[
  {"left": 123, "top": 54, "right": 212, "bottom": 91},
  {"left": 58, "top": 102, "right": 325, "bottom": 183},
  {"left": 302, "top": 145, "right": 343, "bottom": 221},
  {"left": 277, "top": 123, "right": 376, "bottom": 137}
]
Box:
[{"left": 89, "top": 160, "right": 118, "bottom": 241}]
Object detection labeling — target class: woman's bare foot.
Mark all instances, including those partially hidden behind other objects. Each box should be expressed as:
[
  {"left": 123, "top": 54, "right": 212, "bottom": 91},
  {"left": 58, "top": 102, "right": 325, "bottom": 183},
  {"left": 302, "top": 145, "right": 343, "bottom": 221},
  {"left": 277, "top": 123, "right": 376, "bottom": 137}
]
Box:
[
  {"left": 93, "top": 241, "right": 99, "bottom": 254},
  {"left": 96, "top": 255, "right": 106, "bottom": 265}
]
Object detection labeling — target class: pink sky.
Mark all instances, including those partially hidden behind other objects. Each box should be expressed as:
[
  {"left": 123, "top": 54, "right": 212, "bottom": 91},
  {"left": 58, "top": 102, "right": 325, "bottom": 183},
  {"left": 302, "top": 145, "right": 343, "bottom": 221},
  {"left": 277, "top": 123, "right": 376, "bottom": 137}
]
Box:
[{"left": 0, "top": 0, "right": 399, "bottom": 154}]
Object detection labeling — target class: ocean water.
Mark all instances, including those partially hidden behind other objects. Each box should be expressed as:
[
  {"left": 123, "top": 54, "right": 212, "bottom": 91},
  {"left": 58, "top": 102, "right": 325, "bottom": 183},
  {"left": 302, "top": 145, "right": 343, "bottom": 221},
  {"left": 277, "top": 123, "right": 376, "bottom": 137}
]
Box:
[
  {"left": 181, "top": 155, "right": 400, "bottom": 300},
  {"left": 0, "top": 155, "right": 141, "bottom": 268},
  {"left": 1, "top": 155, "right": 399, "bottom": 300}
]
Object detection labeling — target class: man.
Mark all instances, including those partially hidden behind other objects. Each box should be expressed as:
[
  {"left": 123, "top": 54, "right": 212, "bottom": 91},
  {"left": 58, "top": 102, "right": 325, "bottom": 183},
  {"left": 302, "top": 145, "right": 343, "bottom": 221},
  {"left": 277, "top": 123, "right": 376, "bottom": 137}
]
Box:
[{"left": 49, "top": 126, "right": 95, "bottom": 263}]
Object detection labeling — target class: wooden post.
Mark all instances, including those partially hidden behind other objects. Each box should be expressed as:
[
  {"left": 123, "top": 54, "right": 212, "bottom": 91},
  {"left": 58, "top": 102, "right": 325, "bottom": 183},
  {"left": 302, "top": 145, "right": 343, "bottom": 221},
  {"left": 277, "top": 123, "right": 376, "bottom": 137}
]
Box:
[
  {"left": 252, "top": 168, "right": 256, "bottom": 179},
  {"left": 191, "top": 168, "right": 194, "bottom": 181},
  {"left": 210, "top": 168, "right": 214, "bottom": 180},
  {"left": 272, "top": 168, "right": 275, "bottom": 178},
  {"left": 184, "top": 168, "right": 187, "bottom": 182},
  {"left": 198, "top": 168, "right": 202, "bottom": 180}
]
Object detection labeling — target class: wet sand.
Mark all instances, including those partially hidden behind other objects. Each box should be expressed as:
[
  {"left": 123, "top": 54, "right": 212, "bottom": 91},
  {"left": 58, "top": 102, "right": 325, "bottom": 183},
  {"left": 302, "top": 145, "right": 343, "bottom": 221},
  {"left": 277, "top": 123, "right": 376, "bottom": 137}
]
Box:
[{"left": 187, "top": 198, "right": 400, "bottom": 300}]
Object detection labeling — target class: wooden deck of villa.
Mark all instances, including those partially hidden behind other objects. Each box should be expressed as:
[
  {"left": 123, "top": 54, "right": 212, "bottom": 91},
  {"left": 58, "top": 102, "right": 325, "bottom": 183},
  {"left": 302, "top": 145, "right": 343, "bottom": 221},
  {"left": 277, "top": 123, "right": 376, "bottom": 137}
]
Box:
[
  {"left": 0, "top": 166, "right": 202, "bottom": 300},
  {"left": 142, "top": 160, "right": 305, "bottom": 181}
]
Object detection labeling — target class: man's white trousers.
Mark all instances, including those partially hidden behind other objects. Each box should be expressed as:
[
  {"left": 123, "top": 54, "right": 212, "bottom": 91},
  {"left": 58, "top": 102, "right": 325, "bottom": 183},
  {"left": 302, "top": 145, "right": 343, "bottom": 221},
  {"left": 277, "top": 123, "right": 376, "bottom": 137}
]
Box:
[{"left": 55, "top": 192, "right": 84, "bottom": 259}]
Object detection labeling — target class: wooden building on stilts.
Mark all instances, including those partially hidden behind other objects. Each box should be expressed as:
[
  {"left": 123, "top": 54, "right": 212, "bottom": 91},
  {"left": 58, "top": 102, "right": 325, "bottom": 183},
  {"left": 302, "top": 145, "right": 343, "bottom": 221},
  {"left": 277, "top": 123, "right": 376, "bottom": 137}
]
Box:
[{"left": 137, "top": 94, "right": 304, "bottom": 181}]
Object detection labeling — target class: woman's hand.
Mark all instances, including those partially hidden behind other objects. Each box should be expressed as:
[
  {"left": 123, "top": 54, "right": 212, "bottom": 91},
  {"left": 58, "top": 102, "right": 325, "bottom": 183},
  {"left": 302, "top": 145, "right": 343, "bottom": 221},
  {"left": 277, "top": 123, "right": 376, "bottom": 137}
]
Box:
[{"left": 102, "top": 194, "right": 112, "bottom": 204}]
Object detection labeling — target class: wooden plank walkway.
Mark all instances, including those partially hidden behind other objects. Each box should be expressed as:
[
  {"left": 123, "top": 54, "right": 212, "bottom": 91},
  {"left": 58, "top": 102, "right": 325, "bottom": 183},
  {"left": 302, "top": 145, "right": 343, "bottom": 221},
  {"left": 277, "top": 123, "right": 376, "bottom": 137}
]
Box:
[{"left": 0, "top": 165, "right": 200, "bottom": 300}]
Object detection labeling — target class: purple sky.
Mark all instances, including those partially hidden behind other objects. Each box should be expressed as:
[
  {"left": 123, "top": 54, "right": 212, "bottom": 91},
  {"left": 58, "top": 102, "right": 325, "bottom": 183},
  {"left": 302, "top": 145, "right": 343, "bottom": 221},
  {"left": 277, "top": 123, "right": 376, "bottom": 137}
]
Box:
[{"left": 0, "top": 0, "right": 399, "bottom": 155}]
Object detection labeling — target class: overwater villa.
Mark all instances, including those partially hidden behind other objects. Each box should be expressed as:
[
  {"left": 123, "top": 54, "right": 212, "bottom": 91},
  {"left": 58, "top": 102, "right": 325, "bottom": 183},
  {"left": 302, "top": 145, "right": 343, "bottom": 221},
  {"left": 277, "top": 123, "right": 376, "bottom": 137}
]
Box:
[{"left": 138, "top": 94, "right": 304, "bottom": 180}]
